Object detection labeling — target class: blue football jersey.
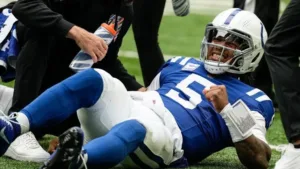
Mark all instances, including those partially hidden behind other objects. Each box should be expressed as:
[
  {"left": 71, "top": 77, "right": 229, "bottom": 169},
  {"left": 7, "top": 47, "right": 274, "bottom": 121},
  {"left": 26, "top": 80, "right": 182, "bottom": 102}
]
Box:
[
  {"left": 0, "top": 8, "right": 19, "bottom": 82},
  {"left": 155, "top": 56, "right": 274, "bottom": 163}
]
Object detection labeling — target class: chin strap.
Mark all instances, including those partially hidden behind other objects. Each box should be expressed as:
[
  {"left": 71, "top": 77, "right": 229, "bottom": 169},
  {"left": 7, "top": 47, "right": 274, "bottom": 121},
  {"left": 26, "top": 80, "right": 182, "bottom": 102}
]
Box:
[{"left": 204, "top": 60, "right": 230, "bottom": 74}]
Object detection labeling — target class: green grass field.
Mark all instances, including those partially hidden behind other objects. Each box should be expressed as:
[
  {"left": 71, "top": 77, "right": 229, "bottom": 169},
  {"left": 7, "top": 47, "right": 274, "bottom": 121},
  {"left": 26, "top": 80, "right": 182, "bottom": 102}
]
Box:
[{"left": 0, "top": 10, "right": 289, "bottom": 169}]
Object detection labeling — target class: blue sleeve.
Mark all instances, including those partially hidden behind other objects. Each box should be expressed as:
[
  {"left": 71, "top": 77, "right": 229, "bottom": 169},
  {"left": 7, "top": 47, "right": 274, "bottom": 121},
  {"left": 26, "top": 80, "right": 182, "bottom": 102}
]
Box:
[
  {"left": 158, "top": 56, "right": 190, "bottom": 71},
  {"left": 159, "top": 56, "right": 192, "bottom": 80},
  {"left": 258, "top": 100, "right": 275, "bottom": 128}
]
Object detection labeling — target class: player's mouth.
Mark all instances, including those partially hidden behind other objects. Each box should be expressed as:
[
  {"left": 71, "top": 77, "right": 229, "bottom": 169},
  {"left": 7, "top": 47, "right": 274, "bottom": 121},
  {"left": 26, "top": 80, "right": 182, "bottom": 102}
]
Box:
[{"left": 209, "top": 51, "right": 224, "bottom": 61}]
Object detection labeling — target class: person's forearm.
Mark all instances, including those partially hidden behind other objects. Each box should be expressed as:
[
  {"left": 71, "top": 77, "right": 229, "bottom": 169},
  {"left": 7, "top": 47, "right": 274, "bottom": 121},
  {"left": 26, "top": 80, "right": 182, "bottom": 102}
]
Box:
[
  {"left": 66, "top": 26, "right": 81, "bottom": 41},
  {"left": 12, "top": 0, "right": 74, "bottom": 36},
  {"left": 235, "top": 135, "right": 271, "bottom": 169},
  {"left": 218, "top": 104, "right": 272, "bottom": 169}
]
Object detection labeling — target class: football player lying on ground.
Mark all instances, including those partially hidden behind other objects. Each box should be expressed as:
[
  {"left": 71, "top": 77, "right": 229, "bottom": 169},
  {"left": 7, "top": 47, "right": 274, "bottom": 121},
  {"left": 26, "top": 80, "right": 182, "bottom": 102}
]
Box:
[{"left": 0, "top": 8, "right": 273, "bottom": 169}]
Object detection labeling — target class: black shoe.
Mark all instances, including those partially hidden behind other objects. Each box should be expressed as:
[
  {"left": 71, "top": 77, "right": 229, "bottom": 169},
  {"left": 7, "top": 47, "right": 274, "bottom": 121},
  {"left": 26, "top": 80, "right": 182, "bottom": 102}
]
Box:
[{"left": 40, "top": 127, "right": 84, "bottom": 169}]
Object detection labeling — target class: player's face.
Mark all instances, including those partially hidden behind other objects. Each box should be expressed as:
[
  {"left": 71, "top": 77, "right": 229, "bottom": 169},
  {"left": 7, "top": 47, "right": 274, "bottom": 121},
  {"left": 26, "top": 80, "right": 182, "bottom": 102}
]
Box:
[{"left": 207, "top": 36, "right": 240, "bottom": 63}]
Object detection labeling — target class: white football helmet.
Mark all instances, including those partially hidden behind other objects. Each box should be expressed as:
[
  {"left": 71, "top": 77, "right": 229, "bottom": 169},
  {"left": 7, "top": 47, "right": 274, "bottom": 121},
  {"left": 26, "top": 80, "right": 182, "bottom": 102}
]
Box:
[{"left": 200, "top": 8, "right": 268, "bottom": 74}]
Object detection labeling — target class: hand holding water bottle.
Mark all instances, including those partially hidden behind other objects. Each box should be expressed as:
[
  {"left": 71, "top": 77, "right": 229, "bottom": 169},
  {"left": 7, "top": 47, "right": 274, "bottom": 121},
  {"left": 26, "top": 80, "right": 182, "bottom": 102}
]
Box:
[
  {"left": 69, "top": 15, "right": 124, "bottom": 72},
  {"left": 68, "top": 26, "right": 108, "bottom": 62}
]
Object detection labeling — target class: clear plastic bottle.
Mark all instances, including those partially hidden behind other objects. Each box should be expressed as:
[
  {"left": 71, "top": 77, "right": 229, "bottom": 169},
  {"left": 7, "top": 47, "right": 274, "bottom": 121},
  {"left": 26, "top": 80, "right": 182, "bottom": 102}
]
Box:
[{"left": 69, "top": 15, "right": 124, "bottom": 72}]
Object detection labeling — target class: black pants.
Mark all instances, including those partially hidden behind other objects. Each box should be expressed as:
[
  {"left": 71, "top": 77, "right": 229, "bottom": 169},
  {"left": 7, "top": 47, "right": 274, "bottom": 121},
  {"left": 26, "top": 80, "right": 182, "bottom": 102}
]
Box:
[
  {"left": 10, "top": 3, "right": 139, "bottom": 136},
  {"left": 265, "top": 0, "right": 300, "bottom": 142},
  {"left": 132, "top": 0, "right": 166, "bottom": 86},
  {"left": 233, "top": 0, "right": 279, "bottom": 101}
]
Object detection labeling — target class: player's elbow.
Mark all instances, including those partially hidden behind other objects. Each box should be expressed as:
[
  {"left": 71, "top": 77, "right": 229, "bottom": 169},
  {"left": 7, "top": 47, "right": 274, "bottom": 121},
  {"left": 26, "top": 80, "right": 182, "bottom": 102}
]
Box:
[
  {"left": 239, "top": 148, "right": 271, "bottom": 169},
  {"left": 240, "top": 156, "right": 269, "bottom": 169},
  {"left": 253, "top": 154, "right": 270, "bottom": 169}
]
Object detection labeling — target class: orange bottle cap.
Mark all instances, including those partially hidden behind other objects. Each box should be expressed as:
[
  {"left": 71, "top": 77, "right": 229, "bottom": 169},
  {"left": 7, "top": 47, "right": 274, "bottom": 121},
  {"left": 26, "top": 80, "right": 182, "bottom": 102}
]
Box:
[{"left": 101, "top": 23, "right": 117, "bottom": 36}]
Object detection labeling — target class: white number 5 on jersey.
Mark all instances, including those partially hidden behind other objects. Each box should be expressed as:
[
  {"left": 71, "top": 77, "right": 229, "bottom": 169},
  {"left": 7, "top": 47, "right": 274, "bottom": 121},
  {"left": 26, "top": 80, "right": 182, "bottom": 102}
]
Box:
[{"left": 165, "top": 74, "right": 215, "bottom": 109}]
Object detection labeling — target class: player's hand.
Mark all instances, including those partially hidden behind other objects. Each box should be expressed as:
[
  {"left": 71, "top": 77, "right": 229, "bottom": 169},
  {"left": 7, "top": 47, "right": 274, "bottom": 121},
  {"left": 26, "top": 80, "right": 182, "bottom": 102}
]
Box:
[
  {"left": 47, "top": 137, "right": 59, "bottom": 154},
  {"left": 67, "top": 26, "right": 108, "bottom": 63},
  {"left": 203, "top": 85, "right": 229, "bottom": 113}
]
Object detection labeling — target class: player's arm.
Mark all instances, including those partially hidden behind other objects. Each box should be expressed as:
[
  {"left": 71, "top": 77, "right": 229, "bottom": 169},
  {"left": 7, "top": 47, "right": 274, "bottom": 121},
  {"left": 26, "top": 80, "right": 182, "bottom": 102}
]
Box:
[
  {"left": 203, "top": 85, "right": 271, "bottom": 169},
  {"left": 224, "top": 106, "right": 271, "bottom": 169},
  {"left": 234, "top": 128, "right": 271, "bottom": 169}
]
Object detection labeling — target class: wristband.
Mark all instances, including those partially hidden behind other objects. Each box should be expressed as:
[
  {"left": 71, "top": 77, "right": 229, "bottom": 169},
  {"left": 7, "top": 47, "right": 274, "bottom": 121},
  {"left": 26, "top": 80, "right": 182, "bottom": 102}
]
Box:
[{"left": 220, "top": 100, "right": 256, "bottom": 142}]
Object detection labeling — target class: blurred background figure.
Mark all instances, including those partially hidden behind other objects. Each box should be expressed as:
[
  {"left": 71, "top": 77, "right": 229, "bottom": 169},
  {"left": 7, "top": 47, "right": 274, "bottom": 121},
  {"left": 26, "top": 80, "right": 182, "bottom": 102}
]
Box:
[
  {"left": 0, "top": 1, "right": 51, "bottom": 162},
  {"left": 233, "top": 0, "right": 280, "bottom": 108},
  {"left": 132, "top": 0, "right": 189, "bottom": 86},
  {"left": 264, "top": 0, "right": 300, "bottom": 168}
]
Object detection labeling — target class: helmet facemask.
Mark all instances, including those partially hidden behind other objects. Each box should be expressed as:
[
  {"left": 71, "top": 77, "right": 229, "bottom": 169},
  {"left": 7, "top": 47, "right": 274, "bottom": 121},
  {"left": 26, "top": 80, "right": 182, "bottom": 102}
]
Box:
[{"left": 200, "top": 25, "right": 254, "bottom": 74}]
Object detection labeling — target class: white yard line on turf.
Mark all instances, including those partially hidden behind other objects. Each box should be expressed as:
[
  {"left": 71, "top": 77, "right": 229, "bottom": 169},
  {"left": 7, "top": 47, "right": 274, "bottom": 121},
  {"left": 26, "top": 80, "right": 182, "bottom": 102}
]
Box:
[{"left": 119, "top": 50, "right": 185, "bottom": 60}]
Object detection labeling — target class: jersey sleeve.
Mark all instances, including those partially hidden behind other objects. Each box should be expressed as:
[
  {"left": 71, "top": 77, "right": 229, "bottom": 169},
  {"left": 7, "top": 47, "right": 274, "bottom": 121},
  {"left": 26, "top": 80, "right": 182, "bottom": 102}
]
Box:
[
  {"left": 241, "top": 89, "right": 275, "bottom": 129},
  {"left": 250, "top": 111, "right": 268, "bottom": 144},
  {"left": 147, "top": 72, "right": 161, "bottom": 91},
  {"left": 232, "top": 92, "right": 274, "bottom": 143},
  {"left": 149, "top": 56, "right": 190, "bottom": 90},
  {"left": 159, "top": 56, "right": 194, "bottom": 79},
  {"left": 159, "top": 56, "right": 192, "bottom": 71}
]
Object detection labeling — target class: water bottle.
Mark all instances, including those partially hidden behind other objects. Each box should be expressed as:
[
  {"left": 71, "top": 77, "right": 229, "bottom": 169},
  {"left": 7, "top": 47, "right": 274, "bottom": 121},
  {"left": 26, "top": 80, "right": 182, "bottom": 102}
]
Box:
[{"left": 69, "top": 15, "right": 124, "bottom": 73}]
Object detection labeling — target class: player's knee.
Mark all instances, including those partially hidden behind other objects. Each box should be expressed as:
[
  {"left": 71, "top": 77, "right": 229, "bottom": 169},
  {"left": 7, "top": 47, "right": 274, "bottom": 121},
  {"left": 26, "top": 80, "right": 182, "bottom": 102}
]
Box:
[
  {"left": 111, "top": 120, "right": 146, "bottom": 146},
  {"left": 93, "top": 68, "right": 114, "bottom": 83},
  {"left": 59, "top": 69, "right": 104, "bottom": 107},
  {"left": 93, "top": 68, "right": 124, "bottom": 91}
]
